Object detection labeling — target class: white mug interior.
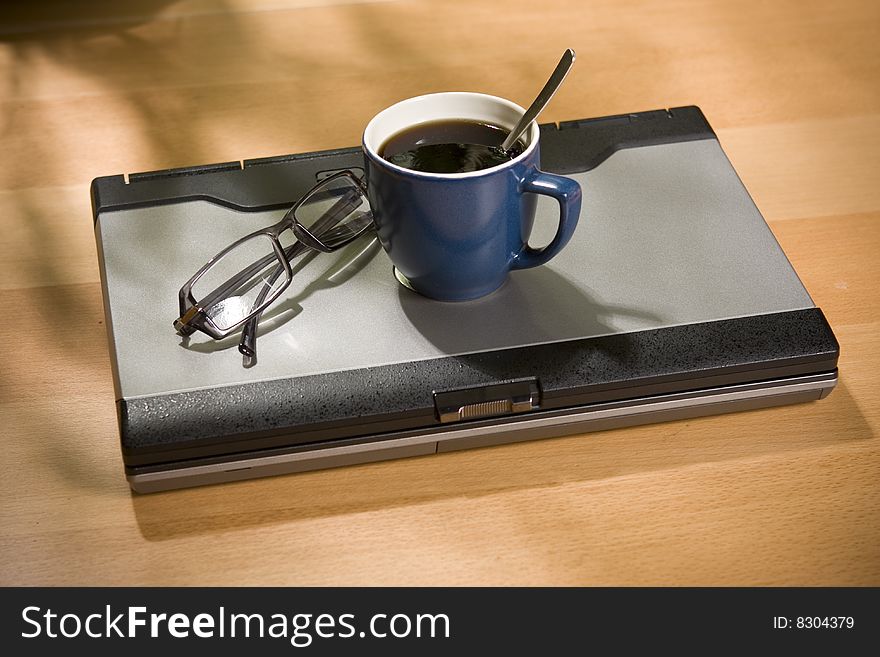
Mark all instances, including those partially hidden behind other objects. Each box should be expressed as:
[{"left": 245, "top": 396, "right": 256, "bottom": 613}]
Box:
[{"left": 363, "top": 92, "right": 540, "bottom": 178}]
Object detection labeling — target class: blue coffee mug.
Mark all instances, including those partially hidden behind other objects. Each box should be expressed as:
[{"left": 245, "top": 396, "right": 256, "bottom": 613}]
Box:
[{"left": 363, "top": 92, "right": 582, "bottom": 301}]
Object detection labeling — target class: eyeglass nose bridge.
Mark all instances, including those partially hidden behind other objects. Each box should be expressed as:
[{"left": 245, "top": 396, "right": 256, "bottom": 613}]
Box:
[{"left": 292, "top": 222, "right": 335, "bottom": 253}]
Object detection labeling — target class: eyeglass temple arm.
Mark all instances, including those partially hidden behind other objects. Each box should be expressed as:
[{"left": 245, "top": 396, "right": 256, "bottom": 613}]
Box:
[
  {"left": 192, "top": 189, "right": 364, "bottom": 314},
  {"left": 195, "top": 240, "right": 306, "bottom": 313},
  {"left": 238, "top": 216, "right": 374, "bottom": 358},
  {"left": 238, "top": 243, "right": 305, "bottom": 359}
]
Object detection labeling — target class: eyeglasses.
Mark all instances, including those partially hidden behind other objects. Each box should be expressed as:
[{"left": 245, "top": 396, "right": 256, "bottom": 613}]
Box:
[{"left": 174, "top": 170, "right": 373, "bottom": 360}]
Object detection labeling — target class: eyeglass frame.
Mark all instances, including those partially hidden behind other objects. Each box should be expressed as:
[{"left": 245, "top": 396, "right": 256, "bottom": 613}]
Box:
[{"left": 173, "top": 170, "right": 372, "bottom": 345}]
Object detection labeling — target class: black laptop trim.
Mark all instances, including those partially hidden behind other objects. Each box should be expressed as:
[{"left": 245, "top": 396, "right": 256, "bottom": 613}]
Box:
[
  {"left": 118, "top": 307, "right": 838, "bottom": 466},
  {"left": 91, "top": 106, "right": 716, "bottom": 217}
]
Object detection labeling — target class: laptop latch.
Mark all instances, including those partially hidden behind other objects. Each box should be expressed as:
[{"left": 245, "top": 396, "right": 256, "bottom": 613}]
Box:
[{"left": 433, "top": 379, "right": 541, "bottom": 424}]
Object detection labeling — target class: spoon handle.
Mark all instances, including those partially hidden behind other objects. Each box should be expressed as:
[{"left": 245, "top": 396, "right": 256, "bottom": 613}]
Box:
[{"left": 500, "top": 48, "right": 576, "bottom": 152}]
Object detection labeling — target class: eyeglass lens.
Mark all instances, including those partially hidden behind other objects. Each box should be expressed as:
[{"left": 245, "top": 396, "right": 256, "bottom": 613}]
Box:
[
  {"left": 294, "top": 175, "right": 372, "bottom": 250},
  {"left": 190, "top": 233, "right": 293, "bottom": 331}
]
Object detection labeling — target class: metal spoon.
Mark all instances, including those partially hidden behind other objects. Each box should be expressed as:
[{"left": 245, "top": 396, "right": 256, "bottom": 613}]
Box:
[{"left": 498, "top": 48, "right": 576, "bottom": 153}]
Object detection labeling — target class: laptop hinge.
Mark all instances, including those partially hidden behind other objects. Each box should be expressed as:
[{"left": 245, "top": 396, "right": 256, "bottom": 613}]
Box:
[{"left": 433, "top": 378, "right": 542, "bottom": 424}]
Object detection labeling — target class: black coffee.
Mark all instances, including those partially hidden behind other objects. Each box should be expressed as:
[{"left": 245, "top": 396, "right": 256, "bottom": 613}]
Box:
[{"left": 379, "top": 119, "right": 525, "bottom": 174}]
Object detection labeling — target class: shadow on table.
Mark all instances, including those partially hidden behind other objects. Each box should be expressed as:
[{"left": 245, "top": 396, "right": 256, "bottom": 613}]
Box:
[{"left": 130, "top": 379, "right": 872, "bottom": 541}]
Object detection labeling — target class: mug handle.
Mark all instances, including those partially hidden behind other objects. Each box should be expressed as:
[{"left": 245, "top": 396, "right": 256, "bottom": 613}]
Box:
[{"left": 510, "top": 168, "right": 582, "bottom": 270}]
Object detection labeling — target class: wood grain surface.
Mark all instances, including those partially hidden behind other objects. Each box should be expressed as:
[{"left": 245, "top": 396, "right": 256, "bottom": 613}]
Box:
[{"left": 1, "top": 0, "right": 878, "bottom": 586}]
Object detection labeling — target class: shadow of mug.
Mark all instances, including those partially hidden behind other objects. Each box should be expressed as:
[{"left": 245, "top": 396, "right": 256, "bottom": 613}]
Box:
[{"left": 396, "top": 265, "right": 665, "bottom": 362}]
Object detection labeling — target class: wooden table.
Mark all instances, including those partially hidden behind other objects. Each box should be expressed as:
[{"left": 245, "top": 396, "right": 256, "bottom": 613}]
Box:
[{"left": 1, "top": 0, "right": 877, "bottom": 586}]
